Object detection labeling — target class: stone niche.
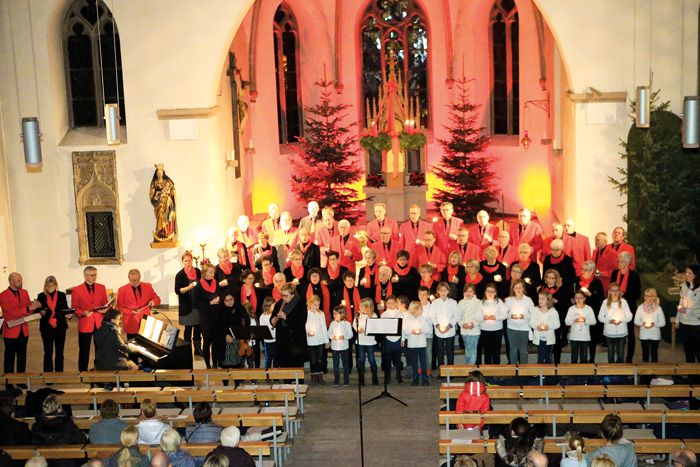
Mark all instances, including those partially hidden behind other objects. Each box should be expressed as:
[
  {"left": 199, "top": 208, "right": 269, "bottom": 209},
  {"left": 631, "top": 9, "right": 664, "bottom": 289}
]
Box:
[{"left": 72, "top": 151, "right": 124, "bottom": 265}]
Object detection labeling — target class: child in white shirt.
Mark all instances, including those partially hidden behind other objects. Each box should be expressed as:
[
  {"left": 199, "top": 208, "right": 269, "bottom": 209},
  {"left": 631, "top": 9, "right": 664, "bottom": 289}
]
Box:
[
  {"left": 259, "top": 297, "right": 277, "bottom": 369},
  {"left": 504, "top": 279, "right": 535, "bottom": 365},
  {"left": 354, "top": 298, "right": 379, "bottom": 386},
  {"left": 529, "top": 290, "right": 560, "bottom": 364},
  {"left": 458, "top": 284, "right": 481, "bottom": 365},
  {"left": 306, "top": 295, "right": 329, "bottom": 385},
  {"left": 381, "top": 296, "right": 404, "bottom": 384},
  {"left": 598, "top": 282, "right": 633, "bottom": 363},
  {"left": 565, "top": 290, "right": 597, "bottom": 364},
  {"left": 476, "top": 283, "right": 507, "bottom": 364},
  {"left": 402, "top": 300, "right": 432, "bottom": 386},
  {"left": 328, "top": 306, "right": 353, "bottom": 386},
  {"left": 634, "top": 288, "right": 666, "bottom": 362},
  {"left": 417, "top": 286, "right": 434, "bottom": 378},
  {"left": 431, "top": 282, "right": 460, "bottom": 367}
]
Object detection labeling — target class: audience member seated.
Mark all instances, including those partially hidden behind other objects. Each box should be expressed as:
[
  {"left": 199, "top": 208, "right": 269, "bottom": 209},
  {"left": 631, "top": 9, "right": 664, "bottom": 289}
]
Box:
[
  {"left": 496, "top": 417, "right": 543, "bottom": 467},
  {"left": 160, "top": 429, "right": 197, "bottom": 467},
  {"left": 89, "top": 399, "right": 128, "bottom": 445},
  {"left": 0, "top": 398, "right": 31, "bottom": 445},
  {"left": 455, "top": 370, "right": 490, "bottom": 430},
  {"left": 590, "top": 454, "right": 616, "bottom": 467},
  {"left": 136, "top": 399, "right": 169, "bottom": 445},
  {"left": 202, "top": 456, "right": 227, "bottom": 467},
  {"left": 673, "top": 450, "right": 697, "bottom": 467},
  {"left": 25, "top": 457, "right": 48, "bottom": 467},
  {"left": 31, "top": 395, "right": 87, "bottom": 467},
  {"left": 106, "top": 427, "right": 149, "bottom": 467},
  {"left": 185, "top": 402, "right": 223, "bottom": 443},
  {"left": 562, "top": 433, "right": 587, "bottom": 467},
  {"left": 527, "top": 450, "right": 548, "bottom": 467},
  {"left": 205, "top": 426, "right": 254, "bottom": 467},
  {"left": 585, "top": 414, "right": 637, "bottom": 467},
  {"left": 149, "top": 452, "right": 171, "bottom": 467}
]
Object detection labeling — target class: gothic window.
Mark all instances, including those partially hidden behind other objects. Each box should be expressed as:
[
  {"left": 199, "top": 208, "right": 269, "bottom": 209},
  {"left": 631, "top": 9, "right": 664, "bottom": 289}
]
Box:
[
  {"left": 273, "top": 4, "right": 302, "bottom": 144},
  {"left": 63, "top": 0, "right": 126, "bottom": 128},
  {"left": 361, "top": 0, "right": 429, "bottom": 128},
  {"left": 490, "top": 0, "right": 519, "bottom": 135}
]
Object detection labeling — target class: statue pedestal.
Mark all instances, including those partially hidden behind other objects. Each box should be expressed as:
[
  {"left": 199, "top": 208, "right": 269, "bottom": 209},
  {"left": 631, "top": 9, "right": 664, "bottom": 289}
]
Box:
[
  {"left": 150, "top": 239, "right": 180, "bottom": 249},
  {"left": 365, "top": 178, "right": 428, "bottom": 222}
]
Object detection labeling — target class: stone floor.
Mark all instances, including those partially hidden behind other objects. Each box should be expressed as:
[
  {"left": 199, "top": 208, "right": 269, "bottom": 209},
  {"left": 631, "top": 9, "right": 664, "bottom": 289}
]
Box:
[{"left": 3, "top": 309, "right": 690, "bottom": 467}]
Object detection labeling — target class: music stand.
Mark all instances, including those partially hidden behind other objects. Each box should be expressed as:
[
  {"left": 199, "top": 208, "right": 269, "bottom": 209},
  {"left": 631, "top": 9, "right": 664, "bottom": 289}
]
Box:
[{"left": 362, "top": 317, "right": 407, "bottom": 407}]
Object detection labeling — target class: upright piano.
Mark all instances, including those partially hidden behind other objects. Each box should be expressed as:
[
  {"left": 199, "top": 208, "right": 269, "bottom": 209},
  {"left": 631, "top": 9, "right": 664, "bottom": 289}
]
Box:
[{"left": 128, "top": 315, "right": 193, "bottom": 370}]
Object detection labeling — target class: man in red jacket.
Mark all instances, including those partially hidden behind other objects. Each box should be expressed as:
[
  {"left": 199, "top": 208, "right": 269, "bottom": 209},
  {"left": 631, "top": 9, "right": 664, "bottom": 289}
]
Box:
[
  {"left": 509, "top": 208, "right": 543, "bottom": 263},
  {"left": 398, "top": 204, "right": 430, "bottom": 255},
  {"left": 72, "top": 266, "right": 109, "bottom": 371},
  {"left": 413, "top": 231, "right": 446, "bottom": 280},
  {"left": 610, "top": 226, "right": 636, "bottom": 270},
  {"left": 329, "top": 219, "right": 362, "bottom": 271},
  {"left": 467, "top": 210, "right": 499, "bottom": 253},
  {"left": 433, "top": 202, "right": 464, "bottom": 252},
  {"left": 0, "top": 272, "right": 40, "bottom": 373},
  {"left": 117, "top": 269, "right": 161, "bottom": 340}
]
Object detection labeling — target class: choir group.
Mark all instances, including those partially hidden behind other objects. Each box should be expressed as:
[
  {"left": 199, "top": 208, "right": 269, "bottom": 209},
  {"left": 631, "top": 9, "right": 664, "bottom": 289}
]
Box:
[{"left": 2, "top": 200, "right": 700, "bottom": 385}]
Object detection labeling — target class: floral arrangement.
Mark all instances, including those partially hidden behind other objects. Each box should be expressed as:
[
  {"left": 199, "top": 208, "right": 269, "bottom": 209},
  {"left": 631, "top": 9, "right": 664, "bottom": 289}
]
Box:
[
  {"left": 398, "top": 131, "right": 427, "bottom": 151},
  {"left": 360, "top": 132, "right": 392, "bottom": 152},
  {"left": 366, "top": 173, "right": 384, "bottom": 188},
  {"left": 353, "top": 230, "right": 370, "bottom": 251},
  {"left": 408, "top": 171, "right": 425, "bottom": 186},
  {"left": 200, "top": 258, "right": 211, "bottom": 266}
]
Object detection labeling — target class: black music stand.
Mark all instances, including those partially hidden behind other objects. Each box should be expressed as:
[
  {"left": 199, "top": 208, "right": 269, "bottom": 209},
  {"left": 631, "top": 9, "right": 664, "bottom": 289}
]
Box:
[{"left": 362, "top": 317, "right": 406, "bottom": 407}]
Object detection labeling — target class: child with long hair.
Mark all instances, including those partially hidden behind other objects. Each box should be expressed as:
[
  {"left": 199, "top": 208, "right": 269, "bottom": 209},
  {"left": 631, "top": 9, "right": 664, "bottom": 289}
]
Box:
[
  {"left": 598, "top": 283, "right": 633, "bottom": 363},
  {"left": 565, "top": 290, "right": 597, "bottom": 364},
  {"left": 633, "top": 288, "right": 665, "bottom": 362},
  {"left": 354, "top": 298, "right": 379, "bottom": 386},
  {"left": 328, "top": 305, "right": 353, "bottom": 386},
  {"left": 306, "top": 295, "right": 329, "bottom": 385},
  {"left": 529, "top": 290, "right": 560, "bottom": 364},
  {"left": 259, "top": 297, "right": 277, "bottom": 369},
  {"left": 476, "top": 284, "right": 507, "bottom": 364},
  {"left": 562, "top": 433, "right": 587, "bottom": 467}
]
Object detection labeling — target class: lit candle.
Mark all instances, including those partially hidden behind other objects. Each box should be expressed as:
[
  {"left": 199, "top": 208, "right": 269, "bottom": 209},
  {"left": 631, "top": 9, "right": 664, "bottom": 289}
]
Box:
[
  {"left": 254, "top": 283, "right": 260, "bottom": 288},
  {"left": 429, "top": 295, "right": 435, "bottom": 302},
  {"left": 538, "top": 323, "right": 545, "bottom": 331},
  {"left": 432, "top": 217, "right": 438, "bottom": 222},
  {"left": 391, "top": 275, "right": 399, "bottom": 283},
  {"left": 595, "top": 269, "right": 601, "bottom": 276},
  {"left": 382, "top": 259, "right": 387, "bottom": 265},
  {"left": 322, "top": 280, "right": 328, "bottom": 285},
  {"left": 438, "top": 324, "right": 447, "bottom": 333},
  {"left": 644, "top": 321, "right": 653, "bottom": 329},
  {"left": 186, "top": 241, "right": 192, "bottom": 251},
  {"left": 613, "top": 319, "right": 621, "bottom": 325},
  {"left": 309, "top": 329, "right": 316, "bottom": 336},
  {"left": 412, "top": 328, "right": 421, "bottom": 335},
  {"left": 360, "top": 278, "right": 367, "bottom": 286},
  {"left": 341, "top": 300, "right": 346, "bottom": 306},
  {"left": 494, "top": 275, "right": 502, "bottom": 282},
  {"left": 415, "top": 239, "right": 420, "bottom": 244},
  {"left": 524, "top": 277, "right": 531, "bottom": 284},
  {"left": 378, "top": 300, "right": 385, "bottom": 310},
  {"left": 334, "top": 332, "right": 343, "bottom": 341},
  {"left": 293, "top": 278, "right": 299, "bottom": 284},
  {"left": 514, "top": 314, "right": 523, "bottom": 319},
  {"left": 580, "top": 287, "right": 589, "bottom": 294},
  {"left": 502, "top": 262, "right": 509, "bottom": 268}
]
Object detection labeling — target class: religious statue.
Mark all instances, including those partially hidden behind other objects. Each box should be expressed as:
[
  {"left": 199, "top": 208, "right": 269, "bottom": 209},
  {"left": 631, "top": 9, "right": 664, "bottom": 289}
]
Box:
[{"left": 149, "top": 164, "right": 177, "bottom": 243}]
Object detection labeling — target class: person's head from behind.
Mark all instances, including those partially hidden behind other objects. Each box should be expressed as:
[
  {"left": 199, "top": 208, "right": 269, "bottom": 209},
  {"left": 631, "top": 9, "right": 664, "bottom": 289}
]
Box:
[
  {"left": 466, "top": 370, "right": 485, "bottom": 385},
  {"left": 25, "top": 457, "right": 48, "bottom": 467},
  {"left": 591, "top": 454, "right": 617, "bottom": 467},
  {"left": 220, "top": 426, "right": 241, "bottom": 448},
  {"left": 674, "top": 450, "right": 698, "bottom": 467},
  {"left": 510, "top": 417, "right": 529, "bottom": 437},
  {"left": 193, "top": 401, "right": 213, "bottom": 424},
  {"left": 86, "top": 457, "right": 104, "bottom": 467},
  {"left": 527, "top": 450, "right": 548, "bottom": 467},
  {"left": 120, "top": 426, "right": 139, "bottom": 448},
  {"left": 160, "top": 429, "right": 182, "bottom": 454},
  {"left": 141, "top": 399, "right": 157, "bottom": 419},
  {"left": 150, "top": 452, "right": 171, "bottom": 467},
  {"left": 600, "top": 414, "right": 623, "bottom": 444},
  {"left": 99, "top": 399, "right": 119, "bottom": 419},
  {"left": 203, "top": 455, "right": 228, "bottom": 467},
  {"left": 453, "top": 456, "right": 477, "bottom": 467},
  {"left": 42, "top": 395, "right": 62, "bottom": 416},
  {"left": 568, "top": 432, "right": 585, "bottom": 462},
  {"left": 0, "top": 398, "right": 15, "bottom": 419}
]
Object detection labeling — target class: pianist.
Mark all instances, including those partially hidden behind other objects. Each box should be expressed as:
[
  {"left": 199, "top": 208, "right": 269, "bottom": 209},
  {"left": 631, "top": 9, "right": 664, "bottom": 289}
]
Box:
[{"left": 94, "top": 308, "right": 138, "bottom": 371}]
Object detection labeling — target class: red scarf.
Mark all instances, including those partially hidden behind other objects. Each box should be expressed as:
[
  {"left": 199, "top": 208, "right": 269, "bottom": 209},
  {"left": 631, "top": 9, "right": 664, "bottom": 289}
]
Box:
[
  {"left": 291, "top": 263, "right": 305, "bottom": 279},
  {"left": 482, "top": 263, "right": 499, "bottom": 273},
  {"left": 306, "top": 283, "right": 330, "bottom": 317},
  {"left": 466, "top": 273, "right": 483, "bottom": 285},
  {"left": 219, "top": 261, "right": 233, "bottom": 275},
  {"left": 327, "top": 264, "right": 340, "bottom": 280},
  {"left": 615, "top": 270, "right": 630, "bottom": 293},
  {"left": 362, "top": 264, "right": 377, "bottom": 287},
  {"left": 447, "top": 264, "right": 460, "bottom": 283},
  {"left": 394, "top": 263, "right": 410, "bottom": 276},
  {"left": 542, "top": 285, "right": 559, "bottom": 294},
  {"left": 262, "top": 267, "right": 276, "bottom": 285},
  {"left": 579, "top": 276, "right": 593, "bottom": 289},
  {"left": 343, "top": 287, "right": 362, "bottom": 323},
  {"left": 272, "top": 288, "right": 282, "bottom": 301},
  {"left": 46, "top": 291, "right": 57, "bottom": 329},
  {"left": 241, "top": 286, "right": 257, "bottom": 313},
  {"left": 519, "top": 259, "right": 531, "bottom": 271},
  {"left": 549, "top": 254, "right": 564, "bottom": 264},
  {"left": 298, "top": 242, "right": 311, "bottom": 254},
  {"left": 230, "top": 241, "right": 247, "bottom": 266},
  {"left": 421, "top": 278, "right": 434, "bottom": 289},
  {"left": 184, "top": 266, "right": 197, "bottom": 281},
  {"left": 375, "top": 281, "right": 392, "bottom": 305},
  {"left": 200, "top": 278, "right": 217, "bottom": 294}
]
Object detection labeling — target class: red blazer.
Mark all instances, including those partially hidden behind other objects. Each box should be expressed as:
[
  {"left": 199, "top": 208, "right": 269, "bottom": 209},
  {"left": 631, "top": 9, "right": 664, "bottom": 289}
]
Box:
[
  {"left": 398, "top": 220, "right": 430, "bottom": 255},
  {"left": 315, "top": 222, "right": 339, "bottom": 249},
  {"left": 261, "top": 217, "right": 280, "bottom": 236},
  {"left": 272, "top": 227, "right": 299, "bottom": 249},
  {"left": 496, "top": 245, "right": 519, "bottom": 267},
  {"left": 509, "top": 222, "right": 544, "bottom": 262},
  {"left": 541, "top": 235, "right": 574, "bottom": 262},
  {"left": 432, "top": 217, "right": 464, "bottom": 253},
  {"left": 0, "top": 288, "right": 31, "bottom": 339},
  {"left": 330, "top": 235, "right": 363, "bottom": 271},
  {"left": 566, "top": 233, "right": 591, "bottom": 276},
  {"left": 446, "top": 241, "right": 483, "bottom": 263},
  {"left": 413, "top": 245, "right": 446, "bottom": 279},
  {"left": 116, "top": 282, "right": 161, "bottom": 334},
  {"left": 72, "top": 282, "right": 108, "bottom": 333},
  {"left": 372, "top": 240, "right": 402, "bottom": 268},
  {"left": 592, "top": 245, "right": 618, "bottom": 294},
  {"left": 467, "top": 223, "right": 499, "bottom": 251},
  {"left": 366, "top": 217, "right": 400, "bottom": 243},
  {"left": 609, "top": 242, "right": 636, "bottom": 270}
]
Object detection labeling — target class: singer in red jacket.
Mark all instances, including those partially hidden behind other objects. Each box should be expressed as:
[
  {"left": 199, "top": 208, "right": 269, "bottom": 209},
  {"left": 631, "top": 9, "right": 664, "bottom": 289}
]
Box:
[
  {"left": 467, "top": 210, "right": 499, "bottom": 253},
  {"left": 398, "top": 205, "right": 430, "bottom": 255},
  {"left": 412, "top": 231, "right": 446, "bottom": 280},
  {"left": 72, "top": 266, "right": 109, "bottom": 371},
  {"left": 329, "top": 220, "right": 363, "bottom": 272},
  {"left": 432, "top": 202, "right": 464, "bottom": 252},
  {"left": 509, "top": 209, "right": 543, "bottom": 263},
  {"left": 0, "top": 272, "right": 40, "bottom": 373},
  {"left": 116, "top": 269, "right": 161, "bottom": 337}
]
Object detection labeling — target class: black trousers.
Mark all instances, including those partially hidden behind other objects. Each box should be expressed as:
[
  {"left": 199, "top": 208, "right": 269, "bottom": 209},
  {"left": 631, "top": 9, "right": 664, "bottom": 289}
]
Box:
[
  {"left": 640, "top": 339, "right": 660, "bottom": 362},
  {"left": 626, "top": 321, "right": 636, "bottom": 363},
  {"left": 183, "top": 325, "right": 202, "bottom": 348},
  {"left": 41, "top": 327, "right": 66, "bottom": 372},
  {"left": 680, "top": 323, "right": 700, "bottom": 363},
  {"left": 78, "top": 331, "right": 93, "bottom": 371},
  {"left": 3, "top": 331, "right": 28, "bottom": 374}
]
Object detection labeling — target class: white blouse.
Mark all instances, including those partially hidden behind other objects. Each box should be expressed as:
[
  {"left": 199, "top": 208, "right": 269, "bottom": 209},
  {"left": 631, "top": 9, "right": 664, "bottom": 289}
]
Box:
[
  {"left": 353, "top": 313, "right": 377, "bottom": 346},
  {"left": 430, "top": 298, "right": 460, "bottom": 338},
  {"left": 305, "top": 311, "right": 329, "bottom": 346},
  {"left": 328, "top": 320, "right": 353, "bottom": 351},
  {"left": 529, "top": 307, "right": 560, "bottom": 345},
  {"left": 402, "top": 313, "right": 432, "bottom": 348},
  {"left": 598, "top": 300, "right": 633, "bottom": 337},
  {"left": 457, "top": 297, "right": 481, "bottom": 336},
  {"left": 564, "top": 305, "right": 597, "bottom": 342},
  {"left": 476, "top": 299, "right": 507, "bottom": 331},
  {"left": 505, "top": 296, "right": 535, "bottom": 331},
  {"left": 634, "top": 304, "right": 666, "bottom": 340}
]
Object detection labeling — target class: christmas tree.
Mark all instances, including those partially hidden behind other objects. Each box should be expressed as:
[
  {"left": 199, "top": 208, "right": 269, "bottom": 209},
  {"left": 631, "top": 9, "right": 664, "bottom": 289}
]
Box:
[
  {"left": 610, "top": 91, "right": 700, "bottom": 271},
  {"left": 288, "top": 70, "right": 364, "bottom": 222},
  {"left": 431, "top": 77, "right": 498, "bottom": 219}
]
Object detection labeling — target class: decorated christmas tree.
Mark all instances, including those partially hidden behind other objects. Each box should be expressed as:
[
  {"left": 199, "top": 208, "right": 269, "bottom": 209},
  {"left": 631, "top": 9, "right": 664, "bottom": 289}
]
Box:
[
  {"left": 288, "top": 70, "right": 364, "bottom": 222},
  {"left": 431, "top": 77, "right": 498, "bottom": 219}
]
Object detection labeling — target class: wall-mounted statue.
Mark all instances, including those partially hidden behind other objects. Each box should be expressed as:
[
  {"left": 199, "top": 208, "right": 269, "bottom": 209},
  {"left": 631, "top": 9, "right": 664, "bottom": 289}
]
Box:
[{"left": 150, "top": 164, "right": 177, "bottom": 243}]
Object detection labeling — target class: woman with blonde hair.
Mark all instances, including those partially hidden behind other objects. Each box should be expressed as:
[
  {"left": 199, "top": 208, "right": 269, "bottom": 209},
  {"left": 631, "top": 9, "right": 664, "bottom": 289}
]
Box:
[
  {"left": 590, "top": 455, "right": 616, "bottom": 467},
  {"left": 36, "top": 276, "right": 69, "bottom": 372},
  {"left": 561, "top": 432, "right": 587, "bottom": 467},
  {"left": 106, "top": 427, "right": 148, "bottom": 467},
  {"left": 160, "top": 428, "right": 197, "bottom": 467},
  {"left": 598, "top": 283, "right": 633, "bottom": 363}
]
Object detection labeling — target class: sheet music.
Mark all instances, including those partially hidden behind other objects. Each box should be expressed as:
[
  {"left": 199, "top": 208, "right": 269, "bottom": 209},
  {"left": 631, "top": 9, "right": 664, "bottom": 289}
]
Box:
[
  {"left": 151, "top": 319, "right": 164, "bottom": 341},
  {"left": 365, "top": 317, "right": 402, "bottom": 336},
  {"left": 143, "top": 317, "right": 155, "bottom": 340}
]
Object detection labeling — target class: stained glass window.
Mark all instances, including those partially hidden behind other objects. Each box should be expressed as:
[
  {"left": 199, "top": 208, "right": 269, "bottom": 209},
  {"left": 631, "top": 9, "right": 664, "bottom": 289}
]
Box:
[
  {"left": 491, "top": 0, "right": 519, "bottom": 135},
  {"left": 273, "top": 4, "right": 302, "bottom": 144}
]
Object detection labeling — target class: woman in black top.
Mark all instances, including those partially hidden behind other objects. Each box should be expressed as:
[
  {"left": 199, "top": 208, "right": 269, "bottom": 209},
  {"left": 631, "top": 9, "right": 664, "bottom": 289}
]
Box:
[
  {"left": 358, "top": 249, "right": 379, "bottom": 299},
  {"left": 175, "top": 251, "right": 202, "bottom": 355},
  {"left": 323, "top": 252, "right": 347, "bottom": 306},
  {"left": 480, "top": 246, "right": 509, "bottom": 299},
  {"left": 94, "top": 309, "right": 138, "bottom": 371},
  {"left": 36, "top": 276, "right": 69, "bottom": 372},
  {"left": 295, "top": 228, "right": 321, "bottom": 269},
  {"left": 271, "top": 283, "right": 308, "bottom": 371},
  {"left": 194, "top": 262, "right": 223, "bottom": 369}
]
